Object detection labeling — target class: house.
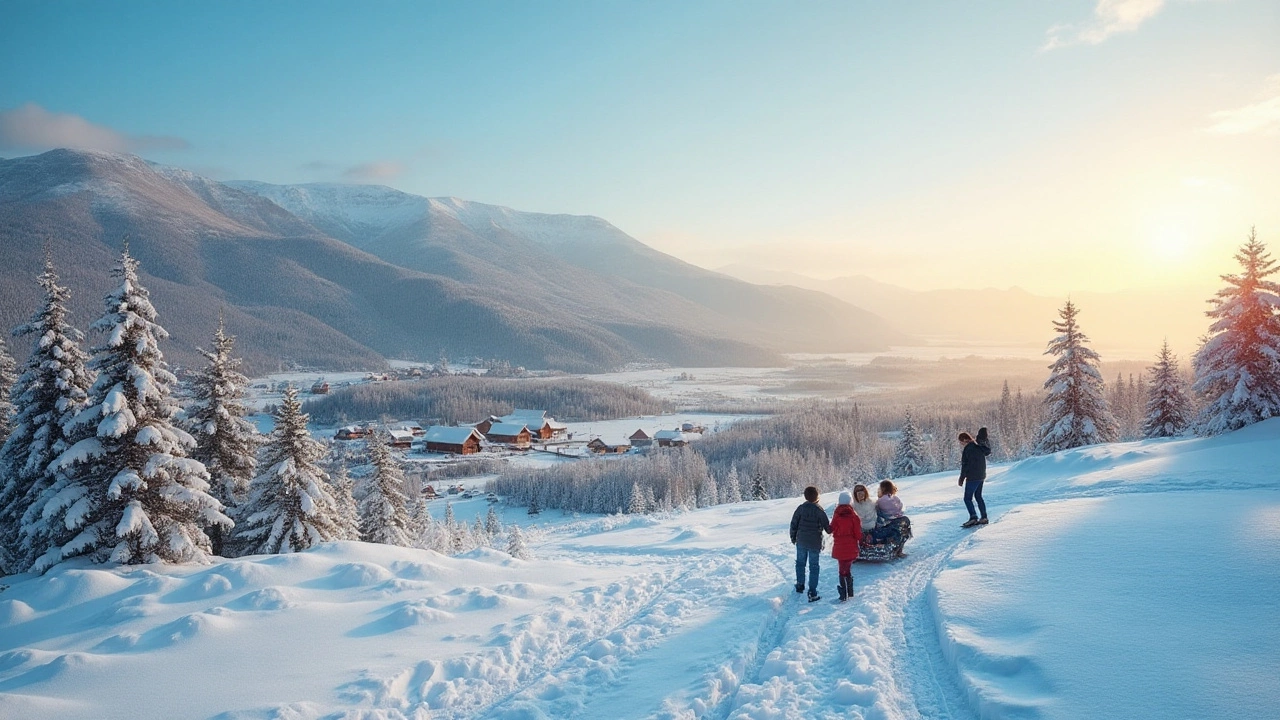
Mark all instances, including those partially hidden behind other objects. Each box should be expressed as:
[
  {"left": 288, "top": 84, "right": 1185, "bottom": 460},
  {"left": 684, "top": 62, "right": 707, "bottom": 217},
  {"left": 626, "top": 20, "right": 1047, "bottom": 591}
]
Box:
[
  {"left": 423, "top": 426, "right": 484, "bottom": 455},
  {"left": 386, "top": 429, "right": 415, "bottom": 448},
  {"left": 681, "top": 422, "right": 706, "bottom": 434},
  {"left": 407, "top": 425, "right": 425, "bottom": 436},
  {"left": 587, "top": 438, "right": 631, "bottom": 454},
  {"left": 310, "top": 381, "right": 330, "bottom": 394},
  {"left": 629, "top": 429, "right": 653, "bottom": 447},
  {"left": 654, "top": 429, "right": 691, "bottom": 448},
  {"left": 499, "top": 410, "right": 568, "bottom": 440},
  {"left": 334, "top": 425, "right": 374, "bottom": 440},
  {"left": 485, "top": 422, "right": 532, "bottom": 448}
]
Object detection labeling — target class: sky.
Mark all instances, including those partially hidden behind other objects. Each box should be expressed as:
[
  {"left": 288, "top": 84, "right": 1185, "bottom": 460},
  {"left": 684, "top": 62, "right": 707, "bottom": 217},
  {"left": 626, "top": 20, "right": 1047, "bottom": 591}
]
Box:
[{"left": 2, "top": 0, "right": 1278, "bottom": 295}]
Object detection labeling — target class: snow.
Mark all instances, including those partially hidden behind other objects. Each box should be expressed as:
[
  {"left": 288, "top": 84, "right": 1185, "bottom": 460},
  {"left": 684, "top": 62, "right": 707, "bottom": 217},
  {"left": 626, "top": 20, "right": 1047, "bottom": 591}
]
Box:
[{"left": 2, "top": 421, "right": 1278, "bottom": 718}]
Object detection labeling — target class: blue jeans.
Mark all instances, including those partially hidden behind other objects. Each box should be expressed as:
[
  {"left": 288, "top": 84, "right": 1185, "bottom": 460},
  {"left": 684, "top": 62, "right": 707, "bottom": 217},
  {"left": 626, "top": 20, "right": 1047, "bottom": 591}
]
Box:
[
  {"left": 964, "top": 479, "right": 987, "bottom": 519},
  {"left": 795, "top": 545, "right": 820, "bottom": 593}
]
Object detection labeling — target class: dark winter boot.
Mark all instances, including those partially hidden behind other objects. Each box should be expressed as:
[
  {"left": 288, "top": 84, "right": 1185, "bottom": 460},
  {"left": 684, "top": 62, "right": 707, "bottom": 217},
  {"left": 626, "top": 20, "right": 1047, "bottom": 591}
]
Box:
[
  {"left": 977, "top": 517, "right": 989, "bottom": 525},
  {"left": 795, "top": 582, "right": 805, "bottom": 594},
  {"left": 837, "top": 576, "right": 848, "bottom": 602},
  {"left": 844, "top": 575, "right": 854, "bottom": 600},
  {"left": 961, "top": 517, "right": 980, "bottom": 528},
  {"left": 808, "top": 589, "right": 821, "bottom": 602}
]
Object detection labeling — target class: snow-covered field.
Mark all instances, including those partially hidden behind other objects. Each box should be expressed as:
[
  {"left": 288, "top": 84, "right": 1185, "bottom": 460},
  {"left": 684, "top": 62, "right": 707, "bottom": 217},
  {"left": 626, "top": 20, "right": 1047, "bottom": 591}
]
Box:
[{"left": 2, "top": 421, "right": 1277, "bottom": 719}]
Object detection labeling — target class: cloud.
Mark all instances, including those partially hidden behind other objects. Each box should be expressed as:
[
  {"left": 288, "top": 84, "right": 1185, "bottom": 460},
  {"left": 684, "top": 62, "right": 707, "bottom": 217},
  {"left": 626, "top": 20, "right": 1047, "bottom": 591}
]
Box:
[
  {"left": 0, "top": 103, "right": 188, "bottom": 153},
  {"left": 342, "top": 161, "right": 405, "bottom": 181},
  {"left": 1043, "top": 0, "right": 1166, "bottom": 50},
  {"left": 1205, "top": 74, "right": 1280, "bottom": 135}
]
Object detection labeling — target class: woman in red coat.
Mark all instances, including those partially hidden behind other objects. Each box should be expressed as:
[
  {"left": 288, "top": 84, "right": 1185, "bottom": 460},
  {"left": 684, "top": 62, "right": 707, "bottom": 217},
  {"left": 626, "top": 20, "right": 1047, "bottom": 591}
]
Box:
[{"left": 830, "top": 490, "right": 862, "bottom": 602}]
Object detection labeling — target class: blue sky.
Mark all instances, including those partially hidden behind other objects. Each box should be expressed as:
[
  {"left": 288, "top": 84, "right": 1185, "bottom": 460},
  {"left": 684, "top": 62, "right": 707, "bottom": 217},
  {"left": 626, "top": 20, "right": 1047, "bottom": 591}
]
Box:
[{"left": 2, "top": 1, "right": 1278, "bottom": 292}]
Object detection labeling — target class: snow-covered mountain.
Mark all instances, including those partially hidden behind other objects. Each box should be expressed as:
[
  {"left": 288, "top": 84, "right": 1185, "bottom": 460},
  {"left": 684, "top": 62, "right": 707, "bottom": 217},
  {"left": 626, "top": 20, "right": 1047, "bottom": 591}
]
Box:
[
  {"left": 2, "top": 418, "right": 1275, "bottom": 718},
  {"left": 0, "top": 149, "right": 904, "bottom": 372}
]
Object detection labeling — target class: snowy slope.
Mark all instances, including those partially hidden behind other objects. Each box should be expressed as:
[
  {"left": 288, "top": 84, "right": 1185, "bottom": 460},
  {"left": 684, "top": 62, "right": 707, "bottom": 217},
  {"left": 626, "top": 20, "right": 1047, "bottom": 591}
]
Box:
[{"left": 2, "top": 422, "right": 1278, "bottom": 719}]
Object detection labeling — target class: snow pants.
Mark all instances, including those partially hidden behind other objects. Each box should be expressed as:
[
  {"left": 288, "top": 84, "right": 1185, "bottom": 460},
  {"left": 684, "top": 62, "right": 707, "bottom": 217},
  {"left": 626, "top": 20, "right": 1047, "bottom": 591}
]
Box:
[
  {"left": 795, "top": 545, "right": 821, "bottom": 593},
  {"left": 964, "top": 479, "right": 987, "bottom": 519}
]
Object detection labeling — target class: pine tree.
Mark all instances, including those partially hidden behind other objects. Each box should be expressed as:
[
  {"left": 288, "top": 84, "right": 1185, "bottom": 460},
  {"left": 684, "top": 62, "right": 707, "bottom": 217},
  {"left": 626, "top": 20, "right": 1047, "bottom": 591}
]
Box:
[
  {"left": 721, "top": 465, "right": 742, "bottom": 504},
  {"left": 472, "top": 515, "right": 486, "bottom": 547},
  {"left": 1037, "top": 300, "right": 1117, "bottom": 454},
  {"left": 328, "top": 461, "right": 361, "bottom": 540},
  {"left": 0, "top": 337, "right": 16, "bottom": 446},
  {"left": 697, "top": 473, "right": 718, "bottom": 508},
  {"left": 231, "top": 386, "right": 343, "bottom": 555},
  {"left": 996, "top": 381, "right": 1014, "bottom": 460},
  {"left": 1144, "top": 340, "right": 1192, "bottom": 438},
  {"left": 39, "top": 247, "right": 229, "bottom": 571},
  {"left": 527, "top": 495, "right": 541, "bottom": 516},
  {"left": 358, "top": 439, "right": 415, "bottom": 546},
  {"left": 485, "top": 505, "right": 502, "bottom": 538},
  {"left": 506, "top": 524, "right": 530, "bottom": 559},
  {"left": 184, "top": 317, "right": 258, "bottom": 555},
  {"left": 0, "top": 257, "right": 94, "bottom": 573},
  {"left": 1193, "top": 229, "right": 1280, "bottom": 435},
  {"left": 628, "top": 481, "right": 647, "bottom": 514},
  {"left": 891, "top": 408, "right": 928, "bottom": 477},
  {"left": 750, "top": 473, "right": 768, "bottom": 501}
]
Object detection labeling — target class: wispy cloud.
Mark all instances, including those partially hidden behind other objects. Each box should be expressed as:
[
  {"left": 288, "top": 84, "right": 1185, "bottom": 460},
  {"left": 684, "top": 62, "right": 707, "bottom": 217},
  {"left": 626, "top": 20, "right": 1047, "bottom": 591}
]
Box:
[
  {"left": 342, "top": 161, "right": 405, "bottom": 182},
  {"left": 1043, "top": 0, "right": 1167, "bottom": 51},
  {"left": 0, "top": 103, "right": 188, "bottom": 153},
  {"left": 1206, "top": 74, "right": 1280, "bottom": 135}
]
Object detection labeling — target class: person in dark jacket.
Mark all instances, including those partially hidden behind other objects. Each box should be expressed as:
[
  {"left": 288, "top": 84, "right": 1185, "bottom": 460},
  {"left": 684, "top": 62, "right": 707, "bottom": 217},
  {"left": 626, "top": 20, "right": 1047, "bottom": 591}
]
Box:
[
  {"left": 958, "top": 428, "right": 992, "bottom": 527},
  {"left": 830, "top": 490, "right": 862, "bottom": 602},
  {"left": 790, "top": 485, "right": 832, "bottom": 601}
]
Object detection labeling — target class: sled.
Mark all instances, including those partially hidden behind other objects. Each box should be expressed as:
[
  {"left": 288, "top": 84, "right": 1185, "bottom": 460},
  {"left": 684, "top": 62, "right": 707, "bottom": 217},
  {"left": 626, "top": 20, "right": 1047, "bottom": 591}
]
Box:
[{"left": 856, "top": 540, "right": 906, "bottom": 562}]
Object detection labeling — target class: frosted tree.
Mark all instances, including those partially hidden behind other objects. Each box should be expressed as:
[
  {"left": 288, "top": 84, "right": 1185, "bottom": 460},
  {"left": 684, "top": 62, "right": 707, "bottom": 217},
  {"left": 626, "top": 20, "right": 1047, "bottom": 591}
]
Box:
[
  {"left": 39, "top": 247, "right": 229, "bottom": 571},
  {"left": 358, "top": 439, "right": 415, "bottom": 546},
  {"left": 628, "top": 481, "right": 647, "bottom": 514},
  {"left": 328, "top": 461, "right": 361, "bottom": 540},
  {"left": 232, "top": 386, "right": 343, "bottom": 555},
  {"left": 720, "top": 465, "right": 742, "bottom": 504},
  {"left": 891, "top": 408, "right": 928, "bottom": 477},
  {"left": 485, "top": 505, "right": 502, "bottom": 538},
  {"left": 184, "top": 317, "right": 258, "bottom": 555},
  {"left": 527, "top": 495, "right": 541, "bottom": 516},
  {"left": 1037, "top": 300, "right": 1117, "bottom": 453},
  {"left": 996, "top": 381, "right": 1015, "bottom": 460},
  {"left": 0, "top": 257, "right": 94, "bottom": 573},
  {"left": 750, "top": 473, "right": 768, "bottom": 501},
  {"left": 0, "top": 337, "right": 16, "bottom": 446},
  {"left": 506, "top": 524, "right": 530, "bottom": 559},
  {"left": 1193, "top": 229, "right": 1280, "bottom": 435},
  {"left": 697, "top": 472, "right": 718, "bottom": 508},
  {"left": 1144, "top": 340, "right": 1192, "bottom": 438},
  {"left": 472, "top": 515, "right": 486, "bottom": 546}
]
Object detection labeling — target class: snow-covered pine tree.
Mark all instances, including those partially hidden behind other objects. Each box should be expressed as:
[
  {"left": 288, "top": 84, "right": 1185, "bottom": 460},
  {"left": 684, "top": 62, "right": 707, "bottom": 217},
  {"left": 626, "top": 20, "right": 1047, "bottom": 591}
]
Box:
[
  {"left": 1036, "top": 300, "right": 1117, "bottom": 454},
  {"left": 327, "top": 461, "right": 361, "bottom": 541},
  {"left": 527, "top": 495, "right": 541, "bottom": 516},
  {"left": 0, "top": 337, "right": 16, "bottom": 446},
  {"left": 39, "top": 247, "right": 229, "bottom": 571},
  {"left": 697, "top": 472, "right": 718, "bottom": 508},
  {"left": 1193, "top": 229, "right": 1280, "bottom": 435},
  {"left": 1144, "top": 340, "right": 1192, "bottom": 438},
  {"left": 485, "top": 505, "right": 501, "bottom": 538},
  {"left": 472, "top": 515, "right": 486, "bottom": 547},
  {"left": 997, "top": 381, "right": 1014, "bottom": 460},
  {"left": 184, "top": 317, "right": 258, "bottom": 555},
  {"left": 721, "top": 465, "right": 742, "bottom": 504},
  {"left": 628, "top": 481, "right": 647, "bottom": 514},
  {"left": 506, "top": 524, "right": 530, "bottom": 559},
  {"left": 358, "top": 439, "right": 415, "bottom": 546},
  {"left": 750, "top": 473, "right": 768, "bottom": 501},
  {"left": 231, "top": 385, "right": 343, "bottom": 555},
  {"left": 891, "top": 408, "right": 928, "bottom": 477},
  {"left": 0, "top": 257, "right": 94, "bottom": 573}
]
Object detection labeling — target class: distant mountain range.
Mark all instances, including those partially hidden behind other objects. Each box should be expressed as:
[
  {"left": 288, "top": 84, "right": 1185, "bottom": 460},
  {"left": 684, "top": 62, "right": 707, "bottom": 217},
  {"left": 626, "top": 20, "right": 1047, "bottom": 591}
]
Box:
[
  {"left": 716, "top": 264, "right": 1212, "bottom": 359},
  {"left": 0, "top": 149, "right": 905, "bottom": 373}
]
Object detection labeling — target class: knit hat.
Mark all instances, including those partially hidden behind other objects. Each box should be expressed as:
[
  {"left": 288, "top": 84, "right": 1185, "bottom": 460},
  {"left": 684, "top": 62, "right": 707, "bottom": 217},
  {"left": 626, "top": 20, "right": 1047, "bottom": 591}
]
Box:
[{"left": 838, "top": 490, "right": 852, "bottom": 506}]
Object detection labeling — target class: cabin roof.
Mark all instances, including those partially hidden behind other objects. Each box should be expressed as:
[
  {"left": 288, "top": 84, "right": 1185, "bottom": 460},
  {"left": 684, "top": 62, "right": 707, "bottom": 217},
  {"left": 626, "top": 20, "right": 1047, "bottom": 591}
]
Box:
[{"left": 424, "top": 426, "right": 484, "bottom": 444}]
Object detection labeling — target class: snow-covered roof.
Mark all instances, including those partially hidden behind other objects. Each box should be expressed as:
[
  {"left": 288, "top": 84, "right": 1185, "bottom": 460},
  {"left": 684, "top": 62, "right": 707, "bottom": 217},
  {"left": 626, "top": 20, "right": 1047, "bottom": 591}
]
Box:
[
  {"left": 424, "top": 426, "right": 483, "bottom": 445},
  {"left": 486, "top": 423, "right": 530, "bottom": 436},
  {"left": 387, "top": 429, "right": 415, "bottom": 441},
  {"left": 654, "top": 430, "right": 685, "bottom": 440},
  {"left": 630, "top": 429, "right": 651, "bottom": 439}
]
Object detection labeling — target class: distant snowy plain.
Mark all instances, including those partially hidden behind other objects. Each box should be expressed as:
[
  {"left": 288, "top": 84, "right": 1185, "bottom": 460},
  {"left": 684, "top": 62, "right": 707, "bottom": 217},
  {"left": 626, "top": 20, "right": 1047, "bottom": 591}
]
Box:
[{"left": 2, "top": 417, "right": 1277, "bottom": 718}]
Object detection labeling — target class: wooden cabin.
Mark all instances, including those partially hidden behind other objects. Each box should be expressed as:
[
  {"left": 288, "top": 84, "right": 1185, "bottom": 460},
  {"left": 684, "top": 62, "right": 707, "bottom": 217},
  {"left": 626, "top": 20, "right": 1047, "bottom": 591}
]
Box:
[
  {"left": 587, "top": 438, "right": 631, "bottom": 454},
  {"left": 423, "top": 426, "right": 484, "bottom": 455},
  {"left": 386, "top": 429, "right": 415, "bottom": 448},
  {"left": 498, "top": 410, "right": 567, "bottom": 440},
  {"left": 334, "top": 425, "right": 374, "bottom": 440},
  {"left": 654, "top": 429, "right": 690, "bottom": 448},
  {"left": 310, "top": 381, "right": 330, "bottom": 394},
  {"left": 485, "top": 422, "right": 532, "bottom": 448},
  {"left": 629, "top": 429, "right": 653, "bottom": 447}
]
